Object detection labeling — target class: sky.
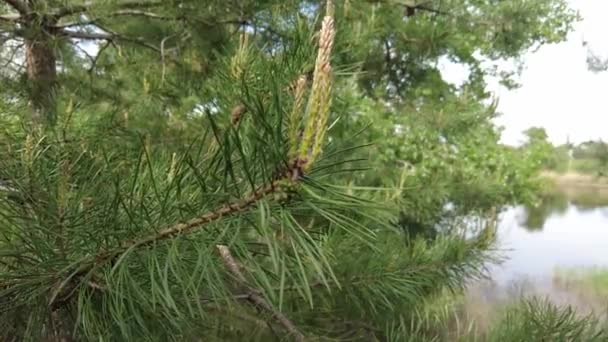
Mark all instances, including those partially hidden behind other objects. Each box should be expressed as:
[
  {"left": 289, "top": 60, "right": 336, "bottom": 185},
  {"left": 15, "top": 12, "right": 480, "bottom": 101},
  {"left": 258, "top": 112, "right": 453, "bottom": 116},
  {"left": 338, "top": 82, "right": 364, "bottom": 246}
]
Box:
[{"left": 474, "top": 0, "right": 608, "bottom": 146}]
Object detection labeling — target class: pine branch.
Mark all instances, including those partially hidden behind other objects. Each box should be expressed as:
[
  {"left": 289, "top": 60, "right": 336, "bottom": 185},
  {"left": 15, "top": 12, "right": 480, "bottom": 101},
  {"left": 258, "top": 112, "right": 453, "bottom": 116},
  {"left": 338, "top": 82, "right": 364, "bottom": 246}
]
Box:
[
  {"left": 48, "top": 165, "right": 303, "bottom": 308},
  {"left": 116, "top": 172, "right": 295, "bottom": 251},
  {"left": 56, "top": 12, "right": 245, "bottom": 29},
  {"left": 54, "top": 0, "right": 164, "bottom": 19},
  {"left": 216, "top": 245, "right": 306, "bottom": 342},
  {"left": 366, "top": 0, "right": 448, "bottom": 17},
  {"left": 56, "top": 10, "right": 176, "bottom": 27}
]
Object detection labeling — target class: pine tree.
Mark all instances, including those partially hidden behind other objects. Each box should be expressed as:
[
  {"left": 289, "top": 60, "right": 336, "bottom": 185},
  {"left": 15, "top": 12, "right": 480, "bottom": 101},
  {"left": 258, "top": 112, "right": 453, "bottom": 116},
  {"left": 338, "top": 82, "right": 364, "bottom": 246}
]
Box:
[
  {"left": 0, "top": 0, "right": 596, "bottom": 341},
  {"left": 0, "top": 1, "right": 495, "bottom": 340}
]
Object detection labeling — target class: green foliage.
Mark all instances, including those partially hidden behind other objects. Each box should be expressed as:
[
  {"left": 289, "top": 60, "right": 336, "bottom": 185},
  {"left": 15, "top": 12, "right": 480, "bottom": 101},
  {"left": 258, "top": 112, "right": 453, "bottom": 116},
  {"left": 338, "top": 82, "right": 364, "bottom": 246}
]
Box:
[
  {"left": 521, "top": 127, "right": 555, "bottom": 168},
  {"left": 0, "top": 125, "right": 499, "bottom": 340},
  {"left": 521, "top": 187, "right": 568, "bottom": 231},
  {"left": 0, "top": 0, "right": 591, "bottom": 340},
  {"left": 338, "top": 94, "right": 544, "bottom": 225},
  {"left": 520, "top": 181, "right": 608, "bottom": 230},
  {"left": 524, "top": 135, "right": 608, "bottom": 176},
  {"left": 554, "top": 267, "right": 608, "bottom": 300},
  {"left": 484, "top": 298, "right": 607, "bottom": 342},
  {"left": 337, "top": 0, "right": 577, "bottom": 98},
  {"left": 573, "top": 140, "right": 608, "bottom": 175}
]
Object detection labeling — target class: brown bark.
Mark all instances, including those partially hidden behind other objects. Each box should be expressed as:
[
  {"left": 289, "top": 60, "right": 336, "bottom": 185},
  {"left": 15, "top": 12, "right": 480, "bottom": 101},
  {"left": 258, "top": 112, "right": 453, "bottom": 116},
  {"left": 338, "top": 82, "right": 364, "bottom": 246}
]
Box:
[
  {"left": 25, "top": 32, "right": 57, "bottom": 125},
  {"left": 3, "top": 0, "right": 58, "bottom": 125},
  {"left": 216, "top": 245, "right": 307, "bottom": 342}
]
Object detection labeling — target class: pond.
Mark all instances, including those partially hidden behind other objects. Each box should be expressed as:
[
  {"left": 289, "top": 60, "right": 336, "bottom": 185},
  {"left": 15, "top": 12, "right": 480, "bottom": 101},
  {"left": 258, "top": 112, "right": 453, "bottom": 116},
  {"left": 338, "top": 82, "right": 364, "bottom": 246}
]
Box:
[{"left": 466, "top": 184, "right": 608, "bottom": 321}]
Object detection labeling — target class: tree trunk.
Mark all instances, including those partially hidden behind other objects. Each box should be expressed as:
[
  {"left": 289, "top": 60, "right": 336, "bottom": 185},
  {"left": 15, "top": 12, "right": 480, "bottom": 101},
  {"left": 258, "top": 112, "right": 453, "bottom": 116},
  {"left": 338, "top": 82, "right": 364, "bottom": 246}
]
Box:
[{"left": 25, "top": 30, "right": 57, "bottom": 126}]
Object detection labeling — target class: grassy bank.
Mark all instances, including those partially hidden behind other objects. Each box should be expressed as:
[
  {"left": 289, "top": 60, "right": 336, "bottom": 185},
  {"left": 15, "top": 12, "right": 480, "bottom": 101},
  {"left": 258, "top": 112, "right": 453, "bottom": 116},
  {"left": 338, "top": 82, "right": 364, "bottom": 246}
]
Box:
[
  {"left": 409, "top": 282, "right": 608, "bottom": 341},
  {"left": 553, "top": 267, "right": 608, "bottom": 300},
  {"left": 533, "top": 173, "right": 608, "bottom": 211},
  {"left": 541, "top": 171, "right": 608, "bottom": 188}
]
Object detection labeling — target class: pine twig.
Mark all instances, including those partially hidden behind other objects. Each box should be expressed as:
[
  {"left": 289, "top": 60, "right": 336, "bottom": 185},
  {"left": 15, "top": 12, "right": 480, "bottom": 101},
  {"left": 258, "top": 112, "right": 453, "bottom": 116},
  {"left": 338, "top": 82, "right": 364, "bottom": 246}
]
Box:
[
  {"left": 216, "top": 245, "right": 306, "bottom": 342},
  {"left": 48, "top": 165, "right": 302, "bottom": 308}
]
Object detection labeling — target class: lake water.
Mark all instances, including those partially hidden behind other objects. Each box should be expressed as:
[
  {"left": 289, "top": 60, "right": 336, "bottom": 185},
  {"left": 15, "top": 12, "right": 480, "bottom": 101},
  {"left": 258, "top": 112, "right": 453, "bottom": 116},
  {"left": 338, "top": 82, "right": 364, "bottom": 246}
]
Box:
[
  {"left": 491, "top": 203, "right": 608, "bottom": 286},
  {"left": 467, "top": 185, "right": 608, "bottom": 315}
]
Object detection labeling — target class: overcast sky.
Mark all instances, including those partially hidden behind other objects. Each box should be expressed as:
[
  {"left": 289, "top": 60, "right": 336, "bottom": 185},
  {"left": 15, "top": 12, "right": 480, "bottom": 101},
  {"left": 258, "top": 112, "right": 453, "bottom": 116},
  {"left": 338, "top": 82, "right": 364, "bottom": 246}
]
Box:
[{"left": 486, "top": 0, "right": 608, "bottom": 146}]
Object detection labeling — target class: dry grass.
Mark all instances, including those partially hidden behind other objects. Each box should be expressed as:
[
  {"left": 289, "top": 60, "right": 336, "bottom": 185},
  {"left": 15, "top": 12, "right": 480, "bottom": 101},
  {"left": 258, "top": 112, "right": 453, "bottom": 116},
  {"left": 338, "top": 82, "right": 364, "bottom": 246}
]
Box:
[{"left": 541, "top": 171, "right": 608, "bottom": 188}]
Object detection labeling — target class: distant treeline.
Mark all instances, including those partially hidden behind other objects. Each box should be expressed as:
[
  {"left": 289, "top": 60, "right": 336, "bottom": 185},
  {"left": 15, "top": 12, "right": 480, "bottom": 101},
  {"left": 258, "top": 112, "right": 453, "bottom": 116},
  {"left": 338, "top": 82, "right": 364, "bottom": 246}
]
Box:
[{"left": 521, "top": 127, "right": 608, "bottom": 176}]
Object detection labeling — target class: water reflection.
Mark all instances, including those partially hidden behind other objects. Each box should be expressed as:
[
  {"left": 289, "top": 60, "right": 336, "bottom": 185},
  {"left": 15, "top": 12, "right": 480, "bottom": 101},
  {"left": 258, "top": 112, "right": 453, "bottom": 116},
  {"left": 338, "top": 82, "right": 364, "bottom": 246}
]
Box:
[
  {"left": 520, "top": 191, "right": 568, "bottom": 231},
  {"left": 493, "top": 203, "right": 608, "bottom": 285},
  {"left": 520, "top": 185, "right": 608, "bottom": 231},
  {"left": 464, "top": 185, "right": 608, "bottom": 326}
]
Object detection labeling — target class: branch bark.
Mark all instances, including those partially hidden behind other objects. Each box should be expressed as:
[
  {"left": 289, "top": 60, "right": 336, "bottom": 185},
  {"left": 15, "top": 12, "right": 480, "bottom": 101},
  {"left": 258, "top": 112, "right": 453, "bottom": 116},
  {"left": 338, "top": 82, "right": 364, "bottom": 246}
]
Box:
[
  {"left": 105, "top": 9, "right": 175, "bottom": 20},
  {"left": 409, "top": 4, "right": 448, "bottom": 16},
  {"left": 25, "top": 33, "right": 58, "bottom": 125},
  {"left": 48, "top": 165, "right": 302, "bottom": 308},
  {"left": 0, "top": 13, "right": 21, "bottom": 22},
  {"left": 55, "top": 11, "right": 244, "bottom": 29},
  {"left": 216, "top": 245, "right": 306, "bottom": 342},
  {"left": 55, "top": 10, "right": 178, "bottom": 29},
  {"left": 54, "top": 0, "right": 163, "bottom": 18}
]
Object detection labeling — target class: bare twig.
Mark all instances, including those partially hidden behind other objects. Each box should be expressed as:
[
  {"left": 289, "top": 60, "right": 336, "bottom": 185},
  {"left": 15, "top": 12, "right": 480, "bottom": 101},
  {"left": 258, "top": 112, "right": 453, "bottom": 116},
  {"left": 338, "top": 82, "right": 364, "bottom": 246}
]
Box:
[
  {"left": 86, "top": 280, "right": 106, "bottom": 292},
  {"left": 0, "top": 41, "right": 24, "bottom": 70},
  {"left": 411, "top": 4, "right": 448, "bottom": 16},
  {"left": 60, "top": 29, "right": 161, "bottom": 53},
  {"left": 59, "top": 30, "right": 114, "bottom": 40},
  {"left": 160, "top": 34, "right": 175, "bottom": 85},
  {"left": 70, "top": 40, "right": 95, "bottom": 65},
  {"left": 105, "top": 9, "right": 176, "bottom": 20},
  {"left": 87, "top": 40, "right": 112, "bottom": 74},
  {"left": 216, "top": 245, "right": 306, "bottom": 342},
  {"left": 0, "top": 13, "right": 21, "bottom": 22}
]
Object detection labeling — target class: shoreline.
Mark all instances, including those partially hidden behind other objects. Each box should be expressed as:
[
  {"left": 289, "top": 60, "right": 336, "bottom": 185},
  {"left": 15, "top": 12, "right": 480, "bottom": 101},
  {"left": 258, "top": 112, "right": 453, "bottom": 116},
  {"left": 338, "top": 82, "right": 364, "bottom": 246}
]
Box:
[{"left": 540, "top": 171, "right": 608, "bottom": 189}]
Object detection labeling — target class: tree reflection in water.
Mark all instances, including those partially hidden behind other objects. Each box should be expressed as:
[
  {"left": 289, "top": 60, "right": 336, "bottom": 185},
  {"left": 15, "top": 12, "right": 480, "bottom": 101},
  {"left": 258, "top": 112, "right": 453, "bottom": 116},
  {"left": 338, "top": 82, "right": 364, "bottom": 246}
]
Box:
[{"left": 521, "top": 185, "right": 608, "bottom": 231}]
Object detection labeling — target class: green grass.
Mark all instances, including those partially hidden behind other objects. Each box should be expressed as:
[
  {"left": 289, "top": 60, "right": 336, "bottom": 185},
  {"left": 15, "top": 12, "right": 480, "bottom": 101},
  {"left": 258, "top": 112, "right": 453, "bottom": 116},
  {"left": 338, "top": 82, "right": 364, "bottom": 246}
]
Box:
[
  {"left": 553, "top": 267, "right": 608, "bottom": 299},
  {"left": 571, "top": 159, "right": 607, "bottom": 175}
]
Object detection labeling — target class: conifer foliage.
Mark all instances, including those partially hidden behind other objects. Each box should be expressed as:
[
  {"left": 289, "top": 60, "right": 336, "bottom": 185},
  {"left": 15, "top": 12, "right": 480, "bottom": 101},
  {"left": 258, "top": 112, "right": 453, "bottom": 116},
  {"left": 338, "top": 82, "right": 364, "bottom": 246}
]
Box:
[{"left": 0, "top": 0, "right": 590, "bottom": 341}]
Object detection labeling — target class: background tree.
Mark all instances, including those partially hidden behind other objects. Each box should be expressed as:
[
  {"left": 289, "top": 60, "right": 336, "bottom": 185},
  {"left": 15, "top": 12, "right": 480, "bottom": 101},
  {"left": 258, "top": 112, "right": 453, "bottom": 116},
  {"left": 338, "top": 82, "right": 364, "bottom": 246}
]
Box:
[
  {"left": 570, "top": 140, "right": 608, "bottom": 175},
  {"left": 522, "top": 127, "right": 554, "bottom": 164},
  {"left": 586, "top": 46, "right": 608, "bottom": 73}
]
